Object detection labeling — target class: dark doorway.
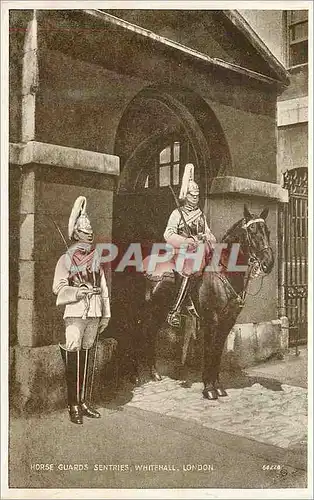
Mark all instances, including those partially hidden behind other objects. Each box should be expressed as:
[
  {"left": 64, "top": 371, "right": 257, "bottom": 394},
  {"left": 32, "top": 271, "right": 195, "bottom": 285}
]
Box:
[{"left": 111, "top": 134, "right": 197, "bottom": 375}]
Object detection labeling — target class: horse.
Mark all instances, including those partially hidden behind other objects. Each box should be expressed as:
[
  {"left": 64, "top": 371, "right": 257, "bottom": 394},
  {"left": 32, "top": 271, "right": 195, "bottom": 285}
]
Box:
[{"left": 131, "top": 205, "right": 274, "bottom": 400}]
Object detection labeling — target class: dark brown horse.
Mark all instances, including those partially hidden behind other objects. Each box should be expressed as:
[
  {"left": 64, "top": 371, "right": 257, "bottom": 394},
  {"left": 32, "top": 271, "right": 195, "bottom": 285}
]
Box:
[{"left": 132, "top": 205, "right": 274, "bottom": 400}]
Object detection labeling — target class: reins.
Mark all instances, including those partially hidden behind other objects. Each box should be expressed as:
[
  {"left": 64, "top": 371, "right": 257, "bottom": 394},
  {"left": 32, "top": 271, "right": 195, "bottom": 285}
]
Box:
[{"left": 216, "top": 217, "right": 271, "bottom": 311}]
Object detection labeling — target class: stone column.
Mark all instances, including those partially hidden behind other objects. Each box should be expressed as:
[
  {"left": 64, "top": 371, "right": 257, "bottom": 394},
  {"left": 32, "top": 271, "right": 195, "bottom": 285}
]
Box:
[
  {"left": 15, "top": 9, "right": 38, "bottom": 347},
  {"left": 10, "top": 142, "right": 120, "bottom": 412},
  {"left": 21, "top": 9, "right": 38, "bottom": 142},
  {"left": 17, "top": 167, "right": 37, "bottom": 347}
]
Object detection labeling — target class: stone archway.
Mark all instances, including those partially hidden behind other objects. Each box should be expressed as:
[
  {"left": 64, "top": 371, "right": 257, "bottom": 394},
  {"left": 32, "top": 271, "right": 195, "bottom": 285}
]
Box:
[
  {"left": 111, "top": 85, "right": 231, "bottom": 376},
  {"left": 115, "top": 85, "right": 231, "bottom": 198}
]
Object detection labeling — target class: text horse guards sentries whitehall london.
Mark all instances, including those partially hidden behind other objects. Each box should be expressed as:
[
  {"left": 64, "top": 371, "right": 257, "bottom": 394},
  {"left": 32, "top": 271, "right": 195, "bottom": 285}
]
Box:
[{"left": 134, "top": 164, "right": 274, "bottom": 400}]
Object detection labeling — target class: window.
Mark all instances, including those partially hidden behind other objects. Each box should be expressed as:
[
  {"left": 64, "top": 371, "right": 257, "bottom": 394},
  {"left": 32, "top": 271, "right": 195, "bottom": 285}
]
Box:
[
  {"left": 139, "top": 139, "right": 194, "bottom": 191},
  {"left": 158, "top": 142, "right": 180, "bottom": 188},
  {"left": 287, "top": 10, "right": 308, "bottom": 67}
]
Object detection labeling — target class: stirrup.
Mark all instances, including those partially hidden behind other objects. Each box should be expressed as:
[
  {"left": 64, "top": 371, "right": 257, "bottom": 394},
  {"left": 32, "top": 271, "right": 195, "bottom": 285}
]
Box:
[
  {"left": 167, "top": 311, "right": 182, "bottom": 328},
  {"left": 186, "top": 303, "right": 200, "bottom": 319}
]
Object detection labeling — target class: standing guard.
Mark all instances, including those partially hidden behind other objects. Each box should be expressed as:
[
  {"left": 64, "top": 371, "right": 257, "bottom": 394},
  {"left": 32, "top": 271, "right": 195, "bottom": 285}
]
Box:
[
  {"left": 53, "top": 196, "right": 111, "bottom": 424},
  {"left": 164, "top": 164, "right": 216, "bottom": 328}
]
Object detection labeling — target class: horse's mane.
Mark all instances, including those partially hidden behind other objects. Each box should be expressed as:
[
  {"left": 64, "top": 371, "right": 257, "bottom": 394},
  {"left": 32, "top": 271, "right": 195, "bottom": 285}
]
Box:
[{"left": 221, "top": 219, "right": 244, "bottom": 243}]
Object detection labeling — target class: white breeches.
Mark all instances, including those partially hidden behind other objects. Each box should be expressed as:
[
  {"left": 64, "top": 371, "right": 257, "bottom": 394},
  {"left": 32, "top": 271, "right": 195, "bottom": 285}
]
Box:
[{"left": 64, "top": 317, "right": 100, "bottom": 351}]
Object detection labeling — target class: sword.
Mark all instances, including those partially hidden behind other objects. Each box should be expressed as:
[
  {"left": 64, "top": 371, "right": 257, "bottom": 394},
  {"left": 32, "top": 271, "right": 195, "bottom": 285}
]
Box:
[
  {"left": 88, "top": 330, "right": 100, "bottom": 404},
  {"left": 44, "top": 211, "right": 99, "bottom": 320},
  {"left": 42, "top": 211, "right": 85, "bottom": 283}
]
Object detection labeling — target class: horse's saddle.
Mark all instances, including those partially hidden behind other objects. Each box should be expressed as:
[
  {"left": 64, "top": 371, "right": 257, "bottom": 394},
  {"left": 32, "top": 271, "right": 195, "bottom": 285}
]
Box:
[{"left": 143, "top": 254, "right": 176, "bottom": 282}]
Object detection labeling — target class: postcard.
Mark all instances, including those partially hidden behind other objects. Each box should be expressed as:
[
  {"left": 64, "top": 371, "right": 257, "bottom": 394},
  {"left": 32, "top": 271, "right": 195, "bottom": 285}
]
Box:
[{"left": 1, "top": 1, "right": 312, "bottom": 498}]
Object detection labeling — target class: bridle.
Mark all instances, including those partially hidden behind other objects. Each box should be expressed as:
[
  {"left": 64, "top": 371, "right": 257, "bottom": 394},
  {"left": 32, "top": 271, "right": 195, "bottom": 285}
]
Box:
[
  {"left": 242, "top": 217, "right": 272, "bottom": 268},
  {"left": 241, "top": 217, "right": 273, "bottom": 299},
  {"left": 216, "top": 216, "right": 273, "bottom": 312}
]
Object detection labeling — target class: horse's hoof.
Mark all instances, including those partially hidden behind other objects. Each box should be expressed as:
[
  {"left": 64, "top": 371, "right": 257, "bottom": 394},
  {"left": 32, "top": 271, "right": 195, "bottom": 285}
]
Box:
[
  {"left": 202, "top": 388, "right": 218, "bottom": 400},
  {"left": 133, "top": 371, "right": 146, "bottom": 386},
  {"left": 216, "top": 386, "right": 228, "bottom": 397},
  {"left": 129, "top": 374, "right": 139, "bottom": 385},
  {"left": 151, "top": 369, "right": 162, "bottom": 382}
]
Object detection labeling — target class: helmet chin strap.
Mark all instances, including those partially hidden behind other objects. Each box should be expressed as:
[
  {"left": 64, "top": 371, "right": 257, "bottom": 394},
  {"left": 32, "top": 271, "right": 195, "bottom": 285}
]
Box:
[{"left": 184, "top": 201, "right": 198, "bottom": 211}]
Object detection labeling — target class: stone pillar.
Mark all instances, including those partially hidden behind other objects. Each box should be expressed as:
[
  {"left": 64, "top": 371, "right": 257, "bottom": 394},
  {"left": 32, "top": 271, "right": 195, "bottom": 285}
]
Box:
[
  {"left": 17, "top": 167, "right": 37, "bottom": 347},
  {"left": 10, "top": 142, "right": 120, "bottom": 412},
  {"left": 21, "top": 10, "right": 38, "bottom": 142},
  {"left": 14, "top": 10, "right": 38, "bottom": 346}
]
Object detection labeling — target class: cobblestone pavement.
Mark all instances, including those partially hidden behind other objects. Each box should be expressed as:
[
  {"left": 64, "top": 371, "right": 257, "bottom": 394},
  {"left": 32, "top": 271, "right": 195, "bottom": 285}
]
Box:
[{"left": 126, "top": 377, "right": 307, "bottom": 449}]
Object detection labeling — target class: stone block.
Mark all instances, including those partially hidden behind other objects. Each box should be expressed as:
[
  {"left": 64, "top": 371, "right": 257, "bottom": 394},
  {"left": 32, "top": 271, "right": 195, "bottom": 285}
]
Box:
[
  {"left": 33, "top": 141, "right": 120, "bottom": 176},
  {"left": 20, "top": 169, "right": 35, "bottom": 213},
  {"left": 9, "top": 347, "right": 15, "bottom": 384},
  {"left": 18, "top": 260, "right": 35, "bottom": 300},
  {"left": 13, "top": 344, "right": 65, "bottom": 413},
  {"left": 277, "top": 96, "right": 308, "bottom": 126},
  {"left": 21, "top": 94, "right": 36, "bottom": 142},
  {"left": 222, "top": 323, "right": 256, "bottom": 370},
  {"left": 278, "top": 316, "right": 289, "bottom": 352},
  {"left": 222, "top": 318, "right": 288, "bottom": 370},
  {"left": 17, "top": 298, "right": 35, "bottom": 347},
  {"left": 19, "top": 214, "right": 35, "bottom": 260},
  {"left": 11, "top": 338, "right": 118, "bottom": 414},
  {"left": 255, "top": 320, "right": 281, "bottom": 360},
  {"left": 210, "top": 176, "right": 289, "bottom": 203},
  {"left": 9, "top": 141, "right": 120, "bottom": 176}
]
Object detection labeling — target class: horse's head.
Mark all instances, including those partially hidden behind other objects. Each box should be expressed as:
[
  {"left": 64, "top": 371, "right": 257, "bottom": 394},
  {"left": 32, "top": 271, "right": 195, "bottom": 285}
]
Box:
[{"left": 242, "top": 205, "right": 274, "bottom": 275}]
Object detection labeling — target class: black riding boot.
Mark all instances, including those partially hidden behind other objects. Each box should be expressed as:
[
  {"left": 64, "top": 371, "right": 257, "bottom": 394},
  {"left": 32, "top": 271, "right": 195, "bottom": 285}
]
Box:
[
  {"left": 167, "top": 274, "right": 190, "bottom": 328},
  {"left": 59, "top": 345, "right": 83, "bottom": 425},
  {"left": 79, "top": 347, "right": 101, "bottom": 418}
]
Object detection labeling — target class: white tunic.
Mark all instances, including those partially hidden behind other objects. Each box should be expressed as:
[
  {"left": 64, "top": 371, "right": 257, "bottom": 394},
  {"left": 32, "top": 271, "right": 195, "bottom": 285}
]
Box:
[
  {"left": 164, "top": 207, "right": 216, "bottom": 248},
  {"left": 53, "top": 251, "right": 111, "bottom": 320}
]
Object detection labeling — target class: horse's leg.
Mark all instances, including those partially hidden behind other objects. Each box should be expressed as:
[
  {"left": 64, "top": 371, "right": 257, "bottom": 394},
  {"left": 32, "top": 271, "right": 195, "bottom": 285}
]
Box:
[
  {"left": 143, "top": 300, "right": 164, "bottom": 381},
  {"left": 134, "top": 295, "right": 168, "bottom": 384},
  {"left": 210, "top": 311, "right": 239, "bottom": 396},
  {"left": 202, "top": 311, "right": 220, "bottom": 400}
]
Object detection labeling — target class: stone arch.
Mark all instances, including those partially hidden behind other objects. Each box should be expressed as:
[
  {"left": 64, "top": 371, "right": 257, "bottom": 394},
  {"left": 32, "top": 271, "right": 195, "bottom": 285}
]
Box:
[{"left": 114, "top": 84, "right": 231, "bottom": 199}]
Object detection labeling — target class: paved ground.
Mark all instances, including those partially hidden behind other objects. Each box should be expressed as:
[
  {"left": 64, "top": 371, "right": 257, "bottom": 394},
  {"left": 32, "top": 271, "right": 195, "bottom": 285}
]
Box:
[
  {"left": 6, "top": 347, "right": 309, "bottom": 494},
  {"left": 245, "top": 345, "right": 308, "bottom": 388},
  {"left": 127, "top": 379, "right": 307, "bottom": 450},
  {"left": 125, "top": 347, "right": 308, "bottom": 450}
]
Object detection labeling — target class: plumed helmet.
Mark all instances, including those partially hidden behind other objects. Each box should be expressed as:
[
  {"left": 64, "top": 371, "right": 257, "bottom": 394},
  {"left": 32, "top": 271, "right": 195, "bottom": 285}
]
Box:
[
  {"left": 179, "top": 163, "right": 199, "bottom": 200},
  {"left": 68, "top": 196, "right": 92, "bottom": 240}
]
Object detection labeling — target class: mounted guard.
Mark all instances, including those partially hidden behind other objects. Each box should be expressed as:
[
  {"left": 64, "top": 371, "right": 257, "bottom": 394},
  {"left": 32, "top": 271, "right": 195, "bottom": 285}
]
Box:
[
  {"left": 53, "top": 196, "right": 111, "bottom": 424},
  {"left": 164, "top": 163, "right": 216, "bottom": 328}
]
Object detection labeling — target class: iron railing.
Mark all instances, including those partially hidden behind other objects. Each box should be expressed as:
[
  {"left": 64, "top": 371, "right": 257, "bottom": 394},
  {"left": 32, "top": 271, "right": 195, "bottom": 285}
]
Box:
[{"left": 281, "top": 167, "right": 308, "bottom": 348}]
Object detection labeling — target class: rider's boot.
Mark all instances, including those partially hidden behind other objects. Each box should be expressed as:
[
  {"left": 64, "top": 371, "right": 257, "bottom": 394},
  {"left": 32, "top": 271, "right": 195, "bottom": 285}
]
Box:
[
  {"left": 59, "top": 345, "right": 83, "bottom": 424},
  {"left": 79, "top": 347, "right": 101, "bottom": 418},
  {"left": 167, "top": 274, "right": 190, "bottom": 328}
]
